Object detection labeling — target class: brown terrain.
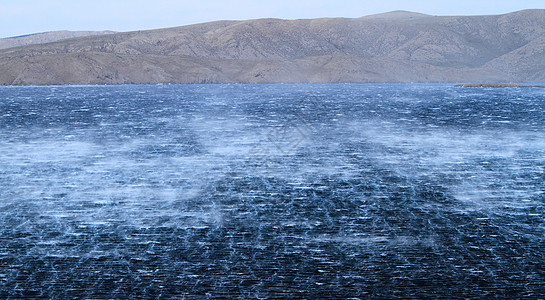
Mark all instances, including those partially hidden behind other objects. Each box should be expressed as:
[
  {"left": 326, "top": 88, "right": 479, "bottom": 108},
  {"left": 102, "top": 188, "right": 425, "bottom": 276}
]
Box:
[
  {"left": 1, "top": 10, "right": 545, "bottom": 85},
  {"left": 0, "top": 31, "right": 115, "bottom": 50}
]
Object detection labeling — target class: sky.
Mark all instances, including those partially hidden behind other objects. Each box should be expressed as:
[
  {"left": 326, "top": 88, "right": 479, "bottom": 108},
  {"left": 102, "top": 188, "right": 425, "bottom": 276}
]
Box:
[{"left": 1, "top": 0, "right": 544, "bottom": 38}]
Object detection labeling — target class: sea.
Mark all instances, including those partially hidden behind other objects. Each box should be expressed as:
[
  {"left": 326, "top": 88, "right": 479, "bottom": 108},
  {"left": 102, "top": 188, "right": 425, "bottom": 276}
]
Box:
[{"left": 0, "top": 84, "right": 544, "bottom": 298}]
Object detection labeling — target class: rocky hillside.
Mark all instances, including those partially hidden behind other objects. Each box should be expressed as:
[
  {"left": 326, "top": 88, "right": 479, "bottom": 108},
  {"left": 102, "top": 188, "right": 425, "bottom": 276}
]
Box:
[
  {"left": 0, "top": 31, "right": 115, "bottom": 50},
  {"left": 1, "top": 10, "right": 545, "bottom": 85}
]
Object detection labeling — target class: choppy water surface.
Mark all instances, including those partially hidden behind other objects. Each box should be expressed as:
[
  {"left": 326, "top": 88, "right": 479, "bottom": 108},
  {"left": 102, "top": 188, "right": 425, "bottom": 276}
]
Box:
[{"left": 1, "top": 84, "right": 544, "bottom": 298}]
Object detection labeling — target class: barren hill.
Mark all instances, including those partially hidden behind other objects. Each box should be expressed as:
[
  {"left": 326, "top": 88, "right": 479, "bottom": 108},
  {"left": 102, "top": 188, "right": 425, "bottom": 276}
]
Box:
[
  {"left": 0, "top": 31, "right": 115, "bottom": 50},
  {"left": 1, "top": 10, "right": 545, "bottom": 85}
]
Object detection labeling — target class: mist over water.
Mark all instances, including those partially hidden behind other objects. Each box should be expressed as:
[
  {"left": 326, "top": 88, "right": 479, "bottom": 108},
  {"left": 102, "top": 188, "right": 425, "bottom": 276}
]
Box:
[{"left": 1, "top": 84, "right": 544, "bottom": 298}]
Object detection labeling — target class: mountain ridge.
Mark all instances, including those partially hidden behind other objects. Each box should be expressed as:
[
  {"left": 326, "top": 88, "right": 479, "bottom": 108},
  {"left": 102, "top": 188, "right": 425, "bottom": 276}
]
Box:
[
  {"left": 0, "top": 30, "right": 115, "bottom": 50},
  {"left": 1, "top": 10, "right": 545, "bottom": 85}
]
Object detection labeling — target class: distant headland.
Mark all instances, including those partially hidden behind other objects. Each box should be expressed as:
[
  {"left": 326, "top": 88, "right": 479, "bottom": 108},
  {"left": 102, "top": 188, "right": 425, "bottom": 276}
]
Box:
[{"left": 2, "top": 10, "right": 545, "bottom": 85}]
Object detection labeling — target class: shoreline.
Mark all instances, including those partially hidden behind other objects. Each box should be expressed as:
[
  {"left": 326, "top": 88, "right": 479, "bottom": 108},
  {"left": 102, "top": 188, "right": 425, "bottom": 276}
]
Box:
[{"left": 455, "top": 83, "right": 545, "bottom": 88}]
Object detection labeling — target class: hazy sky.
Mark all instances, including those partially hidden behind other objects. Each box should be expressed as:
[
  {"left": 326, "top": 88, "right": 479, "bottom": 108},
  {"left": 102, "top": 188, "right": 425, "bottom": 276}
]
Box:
[{"left": 1, "top": 0, "right": 544, "bottom": 38}]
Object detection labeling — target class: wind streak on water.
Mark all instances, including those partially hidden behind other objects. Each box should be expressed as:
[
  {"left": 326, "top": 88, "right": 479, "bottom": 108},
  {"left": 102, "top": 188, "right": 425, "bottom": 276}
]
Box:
[{"left": 0, "top": 84, "right": 544, "bottom": 298}]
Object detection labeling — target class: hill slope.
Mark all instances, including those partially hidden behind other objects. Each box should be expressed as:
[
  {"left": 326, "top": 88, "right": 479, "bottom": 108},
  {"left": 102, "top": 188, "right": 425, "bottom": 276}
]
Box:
[
  {"left": 0, "top": 31, "right": 115, "bottom": 50},
  {"left": 1, "top": 10, "right": 545, "bottom": 85}
]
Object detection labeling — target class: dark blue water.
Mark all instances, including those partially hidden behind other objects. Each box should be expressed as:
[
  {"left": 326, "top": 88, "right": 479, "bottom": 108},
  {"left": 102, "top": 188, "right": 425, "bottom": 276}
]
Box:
[{"left": 1, "top": 84, "right": 545, "bottom": 298}]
